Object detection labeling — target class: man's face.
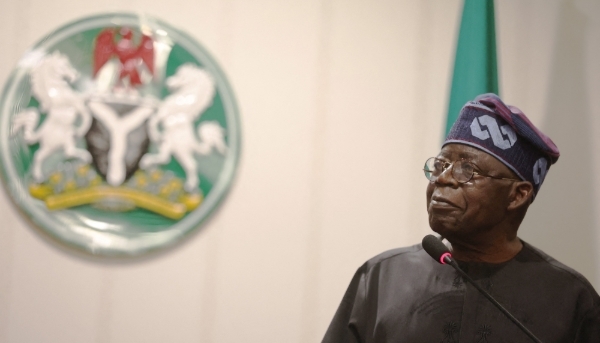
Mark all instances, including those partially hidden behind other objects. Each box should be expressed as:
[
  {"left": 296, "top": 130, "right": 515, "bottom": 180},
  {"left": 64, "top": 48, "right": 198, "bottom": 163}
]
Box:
[{"left": 426, "top": 144, "right": 516, "bottom": 240}]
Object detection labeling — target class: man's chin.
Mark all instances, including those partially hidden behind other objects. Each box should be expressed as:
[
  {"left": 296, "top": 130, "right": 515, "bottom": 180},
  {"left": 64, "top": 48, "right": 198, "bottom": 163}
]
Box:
[{"left": 429, "top": 219, "right": 461, "bottom": 238}]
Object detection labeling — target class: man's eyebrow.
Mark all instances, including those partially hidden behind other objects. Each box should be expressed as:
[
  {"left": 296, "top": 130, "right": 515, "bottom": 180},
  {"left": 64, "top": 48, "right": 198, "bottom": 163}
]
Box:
[{"left": 457, "top": 152, "right": 478, "bottom": 159}]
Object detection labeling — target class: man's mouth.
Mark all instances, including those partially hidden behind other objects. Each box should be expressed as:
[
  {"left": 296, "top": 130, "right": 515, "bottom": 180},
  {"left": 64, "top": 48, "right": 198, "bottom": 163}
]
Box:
[{"left": 430, "top": 196, "right": 461, "bottom": 209}]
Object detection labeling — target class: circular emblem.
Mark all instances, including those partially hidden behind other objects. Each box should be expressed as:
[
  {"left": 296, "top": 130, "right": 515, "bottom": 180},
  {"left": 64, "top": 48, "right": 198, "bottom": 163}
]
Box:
[{"left": 0, "top": 13, "right": 241, "bottom": 255}]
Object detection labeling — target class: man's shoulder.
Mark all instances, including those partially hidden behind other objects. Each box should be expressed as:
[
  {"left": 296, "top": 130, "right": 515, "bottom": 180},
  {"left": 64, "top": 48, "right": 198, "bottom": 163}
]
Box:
[
  {"left": 521, "top": 241, "right": 599, "bottom": 300},
  {"left": 360, "top": 243, "right": 428, "bottom": 272}
]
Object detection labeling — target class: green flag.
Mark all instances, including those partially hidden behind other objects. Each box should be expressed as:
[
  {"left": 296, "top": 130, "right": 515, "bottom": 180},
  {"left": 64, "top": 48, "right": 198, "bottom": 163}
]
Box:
[{"left": 445, "top": 0, "right": 499, "bottom": 136}]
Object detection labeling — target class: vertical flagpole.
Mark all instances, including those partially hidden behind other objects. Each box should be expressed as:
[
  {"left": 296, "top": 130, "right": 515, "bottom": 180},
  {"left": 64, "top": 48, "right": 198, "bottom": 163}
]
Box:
[{"left": 445, "top": 0, "right": 499, "bottom": 137}]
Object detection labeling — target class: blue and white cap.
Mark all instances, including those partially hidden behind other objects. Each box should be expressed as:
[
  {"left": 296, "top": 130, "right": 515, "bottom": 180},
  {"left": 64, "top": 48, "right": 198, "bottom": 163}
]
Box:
[{"left": 444, "top": 93, "right": 560, "bottom": 197}]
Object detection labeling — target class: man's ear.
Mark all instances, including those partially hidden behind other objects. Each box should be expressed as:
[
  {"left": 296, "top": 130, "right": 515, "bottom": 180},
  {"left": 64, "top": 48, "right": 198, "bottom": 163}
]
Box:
[{"left": 507, "top": 181, "right": 534, "bottom": 211}]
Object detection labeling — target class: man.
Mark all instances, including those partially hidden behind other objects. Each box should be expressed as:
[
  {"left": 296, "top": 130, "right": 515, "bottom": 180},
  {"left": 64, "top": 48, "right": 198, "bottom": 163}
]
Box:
[{"left": 322, "top": 94, "right": 600, "bottom": 342}]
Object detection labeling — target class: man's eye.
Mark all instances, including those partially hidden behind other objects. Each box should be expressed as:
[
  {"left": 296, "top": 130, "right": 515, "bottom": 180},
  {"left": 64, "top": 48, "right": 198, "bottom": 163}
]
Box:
[
  {"left": 433, "top": 161, "right": 445, "bottom": 170},
  {"left": 460, "top": 162, "right": 475, "bottom": 173}
]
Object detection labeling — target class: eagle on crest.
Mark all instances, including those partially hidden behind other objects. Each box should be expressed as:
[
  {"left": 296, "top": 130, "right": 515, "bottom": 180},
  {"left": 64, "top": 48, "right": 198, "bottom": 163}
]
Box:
[{"left": 93, "top": 27, "right": 154, "bottom": 87}]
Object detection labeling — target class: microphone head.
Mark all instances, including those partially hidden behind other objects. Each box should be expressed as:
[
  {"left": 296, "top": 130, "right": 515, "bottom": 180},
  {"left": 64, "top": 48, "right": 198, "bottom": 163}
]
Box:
[{"left": 422, "top": 235, "right": 452, "bottom": 264}]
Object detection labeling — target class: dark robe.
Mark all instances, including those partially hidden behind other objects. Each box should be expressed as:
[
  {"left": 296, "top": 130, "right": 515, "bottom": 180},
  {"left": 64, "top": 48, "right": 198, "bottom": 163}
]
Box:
[{"left": 323, "top": 241, "right": 600, "bottom": 343}]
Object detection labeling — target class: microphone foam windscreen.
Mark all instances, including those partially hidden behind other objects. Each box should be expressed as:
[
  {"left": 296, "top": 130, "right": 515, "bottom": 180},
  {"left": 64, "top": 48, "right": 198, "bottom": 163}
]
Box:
[{"left": 422, "top": 235, "right": 450, "bottom": 263}]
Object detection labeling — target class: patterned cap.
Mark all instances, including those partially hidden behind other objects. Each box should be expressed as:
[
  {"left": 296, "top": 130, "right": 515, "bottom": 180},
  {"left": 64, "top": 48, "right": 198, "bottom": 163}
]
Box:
[{"left": 443, "top": 93, "right": 559, "bottom": 197}]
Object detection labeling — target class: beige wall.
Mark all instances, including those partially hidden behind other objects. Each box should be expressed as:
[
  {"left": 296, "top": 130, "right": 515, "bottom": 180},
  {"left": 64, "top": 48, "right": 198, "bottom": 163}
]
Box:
[{"left": 0, "top": 0, "right": 598, "bottom": 342}]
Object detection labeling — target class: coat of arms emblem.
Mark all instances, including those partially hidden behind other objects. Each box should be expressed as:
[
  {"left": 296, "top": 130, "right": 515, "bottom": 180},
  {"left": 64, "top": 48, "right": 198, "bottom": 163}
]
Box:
[{"left": 0, "top": 14, "right": 240, "bottom": 255}]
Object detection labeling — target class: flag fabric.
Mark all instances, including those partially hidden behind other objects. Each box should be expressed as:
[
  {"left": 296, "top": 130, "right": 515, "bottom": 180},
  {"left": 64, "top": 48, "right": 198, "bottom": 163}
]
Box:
[{"left": 445, "top": 0, "right": 499, "bottom": 136}]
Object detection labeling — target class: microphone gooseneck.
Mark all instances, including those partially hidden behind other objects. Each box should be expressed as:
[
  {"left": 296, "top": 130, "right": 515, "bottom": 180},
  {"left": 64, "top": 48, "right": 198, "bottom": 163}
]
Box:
[{"left": 421, "top": 235, "right": 544, "bottom": 343}]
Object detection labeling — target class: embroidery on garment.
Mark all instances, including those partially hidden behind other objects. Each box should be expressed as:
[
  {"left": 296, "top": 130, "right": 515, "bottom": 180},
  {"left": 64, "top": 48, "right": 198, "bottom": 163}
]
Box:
[
  {"left": 452, "top": 275, "right": 463, "bottom": 289},
  {"left": 476, "top": 324, "right": 492, "bottom": 343},
  {"left": 484, "top": 279, "right": 494, "bottom": 291},
  {"left": 441, "top": 321, "right": 458, "bottom": 343}
]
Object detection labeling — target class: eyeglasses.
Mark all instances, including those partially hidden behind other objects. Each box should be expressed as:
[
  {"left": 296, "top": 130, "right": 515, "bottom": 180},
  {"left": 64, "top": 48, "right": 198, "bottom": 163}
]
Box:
[{"left": 423, "top": 157, "right": 520, "bottom": 184}]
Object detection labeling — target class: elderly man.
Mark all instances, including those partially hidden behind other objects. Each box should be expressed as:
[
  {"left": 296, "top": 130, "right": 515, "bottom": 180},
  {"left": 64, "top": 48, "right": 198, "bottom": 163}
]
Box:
[{"left": 322, "top": 94, "right": 600, "bottom": 342}]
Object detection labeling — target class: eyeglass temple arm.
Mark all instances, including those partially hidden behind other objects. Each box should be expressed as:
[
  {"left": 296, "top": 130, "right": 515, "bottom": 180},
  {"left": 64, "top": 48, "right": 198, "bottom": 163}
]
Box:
[{"left": 473, "top": 171, "right": 519, "bottom": 181}]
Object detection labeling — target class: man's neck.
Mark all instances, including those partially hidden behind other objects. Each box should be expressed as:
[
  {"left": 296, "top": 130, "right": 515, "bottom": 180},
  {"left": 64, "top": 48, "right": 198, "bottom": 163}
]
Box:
[{"left": 448, "top": 232, "right": 523, "bottom": 264}]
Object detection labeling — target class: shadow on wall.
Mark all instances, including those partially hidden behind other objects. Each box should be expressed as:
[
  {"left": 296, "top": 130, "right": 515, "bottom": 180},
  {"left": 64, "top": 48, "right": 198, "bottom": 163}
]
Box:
[{"left": 520, "top": 0, "right": 598, "bottom": 287}]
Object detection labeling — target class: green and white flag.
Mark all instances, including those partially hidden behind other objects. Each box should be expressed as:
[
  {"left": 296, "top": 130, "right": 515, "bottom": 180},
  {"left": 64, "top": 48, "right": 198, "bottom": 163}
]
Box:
[{"left": 446, "top": 0, "right": 499, "bottom": 136}]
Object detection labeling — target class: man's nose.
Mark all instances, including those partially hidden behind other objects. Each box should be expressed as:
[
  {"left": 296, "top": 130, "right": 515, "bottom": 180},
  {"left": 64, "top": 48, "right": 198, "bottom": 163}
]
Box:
[{"left": 435, "top": 164, "right": 459, "bottom": 187}]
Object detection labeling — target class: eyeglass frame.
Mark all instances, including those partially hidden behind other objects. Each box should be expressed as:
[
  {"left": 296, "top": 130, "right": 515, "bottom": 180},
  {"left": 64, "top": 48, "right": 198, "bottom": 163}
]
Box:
[{"left": 423, "top": 157, "right": 521, "bottom": 184}]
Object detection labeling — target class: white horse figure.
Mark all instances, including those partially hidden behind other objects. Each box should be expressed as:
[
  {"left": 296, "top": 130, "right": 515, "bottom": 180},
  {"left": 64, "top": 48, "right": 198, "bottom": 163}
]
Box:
[
  {"left": 12, "top": 52, "right": 92, "bottom": 182},
  {"left": 140, "top": 64, "right": 227, "bottom": 191}
]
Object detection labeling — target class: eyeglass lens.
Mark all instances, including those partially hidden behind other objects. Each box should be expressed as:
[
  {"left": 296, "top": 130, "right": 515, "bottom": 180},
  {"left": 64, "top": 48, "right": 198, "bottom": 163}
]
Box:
[{"left": 423, "top": 157, "right": 474, "bottom": 183}]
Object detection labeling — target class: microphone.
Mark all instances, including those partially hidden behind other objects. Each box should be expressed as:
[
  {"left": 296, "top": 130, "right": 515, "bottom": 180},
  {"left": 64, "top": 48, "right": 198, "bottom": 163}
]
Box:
[
  {"left": 421, "top": 235, "right": 543, "bottom": 343},
  {"left": 422, "top": 234, "right": 453, "bottom": 265}
]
